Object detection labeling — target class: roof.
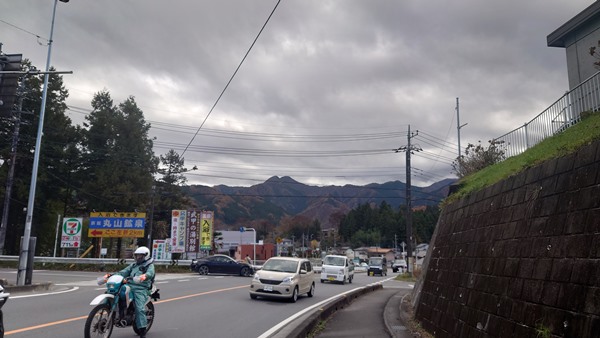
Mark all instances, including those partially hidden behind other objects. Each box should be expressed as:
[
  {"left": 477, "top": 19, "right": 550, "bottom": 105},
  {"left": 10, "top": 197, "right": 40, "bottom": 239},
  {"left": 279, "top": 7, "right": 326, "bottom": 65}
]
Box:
[
  {"left": 366, "top": 247, "right": 393, "bottom": 254},
  {"left": 548, "top": 1, "right": 600, "bottom": 47}
]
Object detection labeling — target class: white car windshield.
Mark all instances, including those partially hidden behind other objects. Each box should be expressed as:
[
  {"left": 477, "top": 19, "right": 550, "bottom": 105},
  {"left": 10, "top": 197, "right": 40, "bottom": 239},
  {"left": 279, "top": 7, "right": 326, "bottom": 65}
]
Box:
[
  {"left": 323, "top": 256, "right": 345, "bottom": 266},
  {"left": 262, "top": 259, "right": 299, "bottom": 273}
]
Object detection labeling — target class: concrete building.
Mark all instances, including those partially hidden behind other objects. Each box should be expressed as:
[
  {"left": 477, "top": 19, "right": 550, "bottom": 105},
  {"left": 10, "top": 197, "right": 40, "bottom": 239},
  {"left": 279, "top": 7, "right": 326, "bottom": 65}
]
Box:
[{"left": 548, "top": 1, "right": 600, "bottom": 89}]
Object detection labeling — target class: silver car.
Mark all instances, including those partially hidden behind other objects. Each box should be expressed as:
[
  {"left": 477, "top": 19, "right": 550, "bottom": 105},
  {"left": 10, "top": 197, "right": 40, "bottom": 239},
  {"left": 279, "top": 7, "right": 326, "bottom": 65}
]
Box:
[{"left": 249, "top": 257, "right": 315, "bottom": 302}]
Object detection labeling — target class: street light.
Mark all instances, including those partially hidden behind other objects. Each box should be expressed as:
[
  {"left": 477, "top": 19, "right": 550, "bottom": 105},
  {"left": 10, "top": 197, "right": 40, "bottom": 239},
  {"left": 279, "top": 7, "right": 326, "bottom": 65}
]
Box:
[{"left": 17, "top": 0, "right": 69, "bottom": 286}]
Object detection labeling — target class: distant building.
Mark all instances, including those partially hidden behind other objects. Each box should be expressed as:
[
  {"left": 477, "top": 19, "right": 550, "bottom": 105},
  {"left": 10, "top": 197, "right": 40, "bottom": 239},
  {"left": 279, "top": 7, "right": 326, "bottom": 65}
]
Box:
[
  {"left": 215, "top": 230, "right": 257, "bottom": 255},
  {"left": 356, "top": 247, "right": 395, "bottom": 263},
  {"left": 235, "top": 243, "right": 275, "bottom": 262},
  {"left": 548, "top": 2, "right": 600, "bottom": 89}
]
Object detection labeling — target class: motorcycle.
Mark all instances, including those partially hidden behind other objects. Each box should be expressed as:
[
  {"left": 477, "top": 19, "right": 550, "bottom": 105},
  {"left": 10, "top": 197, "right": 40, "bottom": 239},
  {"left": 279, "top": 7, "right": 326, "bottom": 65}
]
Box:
[
  {"left": 85, "top": 274, "right": 160, "bottom": 338},
  {"left": 0, "top": 285, "right": 9, "bottom": 338}
]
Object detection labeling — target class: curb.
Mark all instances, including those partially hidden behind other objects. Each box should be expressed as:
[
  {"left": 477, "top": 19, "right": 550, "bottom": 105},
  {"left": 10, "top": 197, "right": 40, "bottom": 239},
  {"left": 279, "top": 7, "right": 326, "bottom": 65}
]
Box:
[
  {"left": 2, "top": 282, "right": 53, "bottom": 293},
  {"left": 270, "top": 284, "right": 383, "bottom": 338}
]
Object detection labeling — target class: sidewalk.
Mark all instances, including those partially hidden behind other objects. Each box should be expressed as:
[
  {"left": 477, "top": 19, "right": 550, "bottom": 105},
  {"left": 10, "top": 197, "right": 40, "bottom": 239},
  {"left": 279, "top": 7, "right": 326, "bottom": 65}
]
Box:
[{"left": 316, "top": 284, "right": 416, "bottom": 338}]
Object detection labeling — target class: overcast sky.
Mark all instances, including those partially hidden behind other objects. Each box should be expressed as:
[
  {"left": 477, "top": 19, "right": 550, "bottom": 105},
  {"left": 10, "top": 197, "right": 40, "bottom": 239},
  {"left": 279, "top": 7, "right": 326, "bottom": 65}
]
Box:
[{"left": 0, "top": 0, "right": 594, "bottom": 188}]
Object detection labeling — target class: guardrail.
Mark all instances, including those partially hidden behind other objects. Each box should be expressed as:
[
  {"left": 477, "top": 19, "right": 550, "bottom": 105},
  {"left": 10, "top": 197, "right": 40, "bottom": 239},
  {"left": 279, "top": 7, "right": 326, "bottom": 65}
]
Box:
[
  {"left": 0, "top": 255, "right": 326, "bottom": 271},
  {"left": 0, "top": 255, "right": 192, "bottom": 266},
  {"left": 493, "top": 70, "right": 600, "bottom": 158}
]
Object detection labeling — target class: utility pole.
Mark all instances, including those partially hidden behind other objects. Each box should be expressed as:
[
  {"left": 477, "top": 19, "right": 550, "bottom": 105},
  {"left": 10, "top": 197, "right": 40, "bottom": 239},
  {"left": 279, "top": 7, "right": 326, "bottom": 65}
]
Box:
[
  {"left": 395, "top": 125, "right": 421, "bottom": 274},
  {"left": 456, "top": 97, "right": 467, "bottom": 158},
  {"left": 18, "top": 0, "right": 71, "bottom": 286},
  {"left": 146, "top": 185, "right": 156, "bottom": 247}
]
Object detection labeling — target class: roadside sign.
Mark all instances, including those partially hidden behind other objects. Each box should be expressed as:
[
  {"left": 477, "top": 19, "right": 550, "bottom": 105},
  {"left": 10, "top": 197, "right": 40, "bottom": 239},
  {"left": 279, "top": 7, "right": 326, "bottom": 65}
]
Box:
[
  {"left": 88, "top": 229, "right": 145, "bottom": 238},
  {"left": 152, "top": 239, "right": 171, "bottom": 260},
  {"left": 199, "top": 211, "right": 213, "bottom": 250},
  {"left": 88, "top": 211, "right": 146, "bottom": 238},
  {"left": 171, "top": 210, "right": 187, "bottom": 253},
  {"left": 61, "top": 217, "right": 82, "bottom": 248}
]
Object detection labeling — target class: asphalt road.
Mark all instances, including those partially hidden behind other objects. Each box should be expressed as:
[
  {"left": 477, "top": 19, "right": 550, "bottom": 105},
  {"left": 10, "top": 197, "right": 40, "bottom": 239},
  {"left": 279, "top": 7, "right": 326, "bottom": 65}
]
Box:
[{"left": 0, "top": 268, "right": 398, "bottom": 338}]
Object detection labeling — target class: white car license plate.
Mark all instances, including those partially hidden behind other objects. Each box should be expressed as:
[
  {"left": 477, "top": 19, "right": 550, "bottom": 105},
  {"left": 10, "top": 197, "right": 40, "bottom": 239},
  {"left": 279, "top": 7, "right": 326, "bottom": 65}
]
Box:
[{"left": 264, "top": 285, "right": 273, "bottom": 292}]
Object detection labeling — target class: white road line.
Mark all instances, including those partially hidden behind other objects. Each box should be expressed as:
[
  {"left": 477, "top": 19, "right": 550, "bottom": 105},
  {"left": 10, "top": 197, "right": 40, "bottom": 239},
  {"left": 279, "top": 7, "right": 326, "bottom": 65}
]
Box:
[
  {"left": 177, "top": 279, "right": 190, "bottom": 282},
  {"left": 10, "top": 287, "right": 79, "bottom": 299}
]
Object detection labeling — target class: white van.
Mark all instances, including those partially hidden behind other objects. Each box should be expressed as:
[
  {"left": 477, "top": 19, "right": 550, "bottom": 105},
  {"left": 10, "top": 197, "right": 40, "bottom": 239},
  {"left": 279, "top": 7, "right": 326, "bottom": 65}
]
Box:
[{"left": 320, "top": 255, "right": 354, "bottom": 284}]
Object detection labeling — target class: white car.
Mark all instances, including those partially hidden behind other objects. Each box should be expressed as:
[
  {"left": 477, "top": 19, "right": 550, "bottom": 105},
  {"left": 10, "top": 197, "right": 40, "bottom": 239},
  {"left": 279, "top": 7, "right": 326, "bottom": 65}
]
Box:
[
  {"left": 249, "top": 257, "right": 315, "bottom": 302},
  {"left": 392, "top": 259, "right": 407, "bottom": 273},
  {"left": 320, "top": 255, "right": 354, "bottom": 284}
]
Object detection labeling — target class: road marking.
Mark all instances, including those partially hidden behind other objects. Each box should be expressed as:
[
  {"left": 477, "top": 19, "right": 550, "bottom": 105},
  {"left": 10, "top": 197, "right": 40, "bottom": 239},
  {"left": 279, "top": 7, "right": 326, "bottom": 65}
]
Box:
[
  {"left": 177, "top": 279, "right": 190, "bottom": 282},
  {"left": 10, "top": 287, "right": 79, "bottom": 299},
  {"left": 4, "top": 285, "right": 248, "bottom": 335},
  {"left": 153, "top": 285, "right": 247, "bottom": 304},
  {"left": 5, "top": 315, "right": 88, "bottom": 335}
]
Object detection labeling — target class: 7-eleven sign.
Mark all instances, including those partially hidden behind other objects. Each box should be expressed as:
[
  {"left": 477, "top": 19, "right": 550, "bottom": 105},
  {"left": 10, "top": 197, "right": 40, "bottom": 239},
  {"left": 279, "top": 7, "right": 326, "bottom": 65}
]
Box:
[{"left": 61, "top": 217, "right": 82, "bottom": 248}]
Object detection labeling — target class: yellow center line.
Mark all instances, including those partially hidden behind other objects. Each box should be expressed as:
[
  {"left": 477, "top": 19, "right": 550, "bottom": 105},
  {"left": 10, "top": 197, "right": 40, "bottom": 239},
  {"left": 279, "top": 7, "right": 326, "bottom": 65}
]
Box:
[{"left": 5, "top": 285, "right": 248, "bottom": 335}]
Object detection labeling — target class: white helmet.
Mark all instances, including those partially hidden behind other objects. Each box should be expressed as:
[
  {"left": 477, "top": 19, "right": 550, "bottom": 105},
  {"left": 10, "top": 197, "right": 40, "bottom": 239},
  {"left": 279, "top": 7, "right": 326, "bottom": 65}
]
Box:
[{"left": 134, "top": 246, "right": 150, "bottom": 261}]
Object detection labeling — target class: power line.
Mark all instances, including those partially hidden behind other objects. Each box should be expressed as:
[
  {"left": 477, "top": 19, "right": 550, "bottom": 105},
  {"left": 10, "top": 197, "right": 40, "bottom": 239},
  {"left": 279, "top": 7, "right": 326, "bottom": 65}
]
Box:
[
  {"left": 0, "top": 19, "right": 48, "bottom": 43},
  {"left": 182, "top": 0, "right": 282, "bottom": 156}
]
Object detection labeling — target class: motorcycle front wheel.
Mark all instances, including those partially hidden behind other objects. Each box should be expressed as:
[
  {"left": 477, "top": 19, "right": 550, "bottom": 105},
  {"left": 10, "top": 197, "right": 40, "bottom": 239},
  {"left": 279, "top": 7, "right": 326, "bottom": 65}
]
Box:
[
  {"left": 84, "top": 304, "right": 114, "bottom": 338},
  {"left": 132, "top": 302, "right": 155, "bottom": 335}
]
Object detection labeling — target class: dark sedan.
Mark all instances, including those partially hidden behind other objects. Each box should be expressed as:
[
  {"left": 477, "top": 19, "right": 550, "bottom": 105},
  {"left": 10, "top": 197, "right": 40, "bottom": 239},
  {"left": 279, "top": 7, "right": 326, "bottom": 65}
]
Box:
[{"left": 190, "top": 254, "right": 254, "bottom": 277}]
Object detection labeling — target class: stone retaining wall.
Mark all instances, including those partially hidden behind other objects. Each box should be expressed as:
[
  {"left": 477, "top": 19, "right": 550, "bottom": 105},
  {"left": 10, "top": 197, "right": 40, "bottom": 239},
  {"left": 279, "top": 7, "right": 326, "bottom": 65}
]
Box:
[{"left": 414, "top": 141, "right": 600, "bottom": 337}]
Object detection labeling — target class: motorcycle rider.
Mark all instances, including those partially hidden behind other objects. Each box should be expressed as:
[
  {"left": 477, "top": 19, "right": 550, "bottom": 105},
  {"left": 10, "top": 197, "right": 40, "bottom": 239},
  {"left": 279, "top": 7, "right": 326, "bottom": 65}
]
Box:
[{"left": 117, "top": 246, "right": 155, "bottom": 338}]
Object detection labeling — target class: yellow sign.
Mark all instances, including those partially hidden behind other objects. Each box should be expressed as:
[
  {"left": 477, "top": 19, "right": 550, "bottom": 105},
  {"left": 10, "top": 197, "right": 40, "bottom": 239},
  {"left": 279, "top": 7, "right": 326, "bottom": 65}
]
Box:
[
  {"left": 199, "top": 211, "right": 214, "bottom": 250},
  {"left": 90, "top": 212, "right": 146, "bottom": 218},
  {"left": 88, "top": 229, "right": 145, "bottom": 238}
]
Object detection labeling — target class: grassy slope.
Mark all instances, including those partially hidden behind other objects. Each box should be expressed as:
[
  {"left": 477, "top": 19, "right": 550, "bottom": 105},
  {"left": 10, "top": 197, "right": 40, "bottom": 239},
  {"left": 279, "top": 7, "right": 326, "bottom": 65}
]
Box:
[{"left": 449, "top": 112, "right": 600, "bottom": 202}]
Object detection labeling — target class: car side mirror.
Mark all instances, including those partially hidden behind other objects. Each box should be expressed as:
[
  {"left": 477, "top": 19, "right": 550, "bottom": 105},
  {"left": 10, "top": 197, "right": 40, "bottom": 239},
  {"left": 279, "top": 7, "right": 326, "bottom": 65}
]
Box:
[{"left": 300, "top": 269, "right": 307, "bottom": 274}]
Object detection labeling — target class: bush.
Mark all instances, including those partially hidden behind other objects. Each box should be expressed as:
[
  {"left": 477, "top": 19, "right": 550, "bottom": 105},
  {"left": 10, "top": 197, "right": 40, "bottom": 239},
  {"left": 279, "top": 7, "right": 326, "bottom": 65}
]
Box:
[{"left": 452, "top": 140, "right": 506, "bottom": 178}]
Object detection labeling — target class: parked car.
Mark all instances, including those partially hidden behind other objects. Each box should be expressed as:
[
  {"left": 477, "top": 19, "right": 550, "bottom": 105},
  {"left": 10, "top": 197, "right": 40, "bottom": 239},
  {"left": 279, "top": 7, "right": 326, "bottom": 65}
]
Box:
[
  {"left": 320, "top": 254, "right": 354, "bottom": 284},
  {"left": 354, "top": 262, "right": 368, "bottom": 272},
  {"left": 249, "top": 257, "right": 315, "bottom": 302},
  {"left": 367, "top": 256, "right": 387, "bottom": 276},
  {"left": 392, "top": 259, "right": 407, "bottom": 273},
  {"left": 190, "top": 254, "right": 254, "bottom": 277}
]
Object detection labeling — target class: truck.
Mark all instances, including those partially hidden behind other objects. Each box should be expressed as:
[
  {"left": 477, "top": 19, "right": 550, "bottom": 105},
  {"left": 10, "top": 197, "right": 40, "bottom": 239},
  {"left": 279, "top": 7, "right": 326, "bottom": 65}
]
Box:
[
  {"left": 320, "top": 254, "right": 354, "bottom": 284},
  {"left": 367, "top": 256, "right": 387, "bottom": 276}
]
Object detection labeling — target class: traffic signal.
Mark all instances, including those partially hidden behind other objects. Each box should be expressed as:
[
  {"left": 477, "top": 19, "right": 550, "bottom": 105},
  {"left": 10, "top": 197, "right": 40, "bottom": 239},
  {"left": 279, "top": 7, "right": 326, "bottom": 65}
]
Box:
[{"left": 0, "top": 53, "right": 23, "bottom": 117}]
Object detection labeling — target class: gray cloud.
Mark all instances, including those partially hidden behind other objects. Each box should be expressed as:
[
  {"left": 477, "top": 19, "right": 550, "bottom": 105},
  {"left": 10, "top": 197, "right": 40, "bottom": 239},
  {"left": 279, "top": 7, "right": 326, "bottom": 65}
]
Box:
[{"left": 1, "top": 0, "right": 594, "bottom": 187}]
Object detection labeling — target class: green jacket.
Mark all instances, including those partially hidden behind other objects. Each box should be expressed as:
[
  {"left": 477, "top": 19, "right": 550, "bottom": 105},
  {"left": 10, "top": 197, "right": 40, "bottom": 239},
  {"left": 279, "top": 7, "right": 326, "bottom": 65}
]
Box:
[{"left": 117, "top": 258, "right": 155, "bottom": 291}]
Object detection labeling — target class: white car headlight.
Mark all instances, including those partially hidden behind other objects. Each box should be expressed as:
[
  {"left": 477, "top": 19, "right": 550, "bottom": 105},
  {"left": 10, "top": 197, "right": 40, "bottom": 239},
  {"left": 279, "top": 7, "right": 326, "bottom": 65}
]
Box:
[
  {"left": 282, "top": 276, "right": 294, "bottom": 284},
  {"left": 253, "top": 274, "right": 260, "bottom": 281}
]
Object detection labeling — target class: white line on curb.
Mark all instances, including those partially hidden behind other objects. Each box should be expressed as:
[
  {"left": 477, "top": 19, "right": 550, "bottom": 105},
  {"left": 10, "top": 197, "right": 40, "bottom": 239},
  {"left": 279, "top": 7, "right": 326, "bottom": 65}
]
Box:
[
  {"left": 257, "top": 287, "right": 365, "bottom": 338},
  {"left": 10, "top": 287, "right": 79, "bottom": 299}
]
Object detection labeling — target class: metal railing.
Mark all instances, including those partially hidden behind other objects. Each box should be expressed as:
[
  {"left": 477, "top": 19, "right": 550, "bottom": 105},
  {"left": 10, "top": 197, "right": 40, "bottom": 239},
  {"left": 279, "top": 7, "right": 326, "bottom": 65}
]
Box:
[
  {"left": 0, "top": 255, "right": 191, "bottom": 266},
  {"left": 494, "top": 71, "right": 600, "bottom": 158}
]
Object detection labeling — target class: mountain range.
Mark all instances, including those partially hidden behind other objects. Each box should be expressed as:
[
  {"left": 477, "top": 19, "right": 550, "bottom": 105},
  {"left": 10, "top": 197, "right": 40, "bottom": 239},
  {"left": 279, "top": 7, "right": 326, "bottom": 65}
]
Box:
[{"left": 183, "top": 176, "right": 456, "bottom": 230}]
